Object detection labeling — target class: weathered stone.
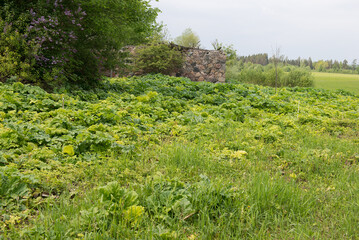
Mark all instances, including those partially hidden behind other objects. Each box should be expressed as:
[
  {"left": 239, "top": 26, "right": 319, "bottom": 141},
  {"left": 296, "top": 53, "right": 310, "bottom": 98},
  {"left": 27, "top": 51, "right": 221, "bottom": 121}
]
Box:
[{"left": 170, "top": 47, "right": 226, "bottom": 82}]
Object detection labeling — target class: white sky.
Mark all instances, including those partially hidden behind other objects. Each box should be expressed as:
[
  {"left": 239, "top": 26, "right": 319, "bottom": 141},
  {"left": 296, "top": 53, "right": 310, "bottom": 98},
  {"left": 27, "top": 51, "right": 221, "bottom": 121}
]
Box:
[{"left": 151, "top": 0, "right": 359, "bottom": 62}]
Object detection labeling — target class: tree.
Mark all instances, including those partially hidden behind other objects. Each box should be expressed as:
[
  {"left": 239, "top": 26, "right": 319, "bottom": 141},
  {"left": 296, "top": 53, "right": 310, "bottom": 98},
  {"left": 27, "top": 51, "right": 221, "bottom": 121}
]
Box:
[
  {"left": 314, "top": 60, "right": 329, "bottom": 72},
  {"left": 0, "top": 0, "right": 159, "bottom": 87},
  {"left": 211, "top": 39, "right": 223, "bottom": 50},
  {"left": 271, "top": 45, "right": 283, "bottom": 93},
  {"left": 308, "top": 57, "right": 313, "bottom": 69},
  {"left": 150, "top": 23, "right": 172, "bottom": 43},
  {"left": 174, "top": 28, "right": 200, "bottom": 48},
  {"left": 301, "top": 59, "right": 308, "bottom": 68},
  {"left": 211, "top": 39, "right": 237, "bottom": 60},
  {"left": 239, "top": 54, "right": 268, "bottom": 66},
  {"left": 352, "top": 59, "right": 357, "bottom": 70},
  {"left": 133, "top": 43, "right": 184, "bottom": 75},
  {"left": 333, "top": 60, "right": 340, "bottom": 72}
]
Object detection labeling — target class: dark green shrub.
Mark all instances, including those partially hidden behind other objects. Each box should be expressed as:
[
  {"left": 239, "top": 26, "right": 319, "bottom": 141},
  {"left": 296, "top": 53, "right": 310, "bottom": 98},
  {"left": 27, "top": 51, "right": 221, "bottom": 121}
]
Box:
[{"left": 133, "top": 43, "right": 184, "bottom": 75}]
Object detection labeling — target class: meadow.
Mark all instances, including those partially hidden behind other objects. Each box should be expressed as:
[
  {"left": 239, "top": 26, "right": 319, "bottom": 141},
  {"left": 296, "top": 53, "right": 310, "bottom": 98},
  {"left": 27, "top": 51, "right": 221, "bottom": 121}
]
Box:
[
  {"left": 1, "top": 75, "right": 359, "bottom": 239},
  {"left": 313, "top": 72, "right": 359, "bottom": 94}
]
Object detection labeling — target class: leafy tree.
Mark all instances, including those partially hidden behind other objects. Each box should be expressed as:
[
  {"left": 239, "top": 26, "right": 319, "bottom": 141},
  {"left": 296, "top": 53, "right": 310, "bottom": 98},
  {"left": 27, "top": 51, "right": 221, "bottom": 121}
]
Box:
[
  {"left": 0, "top": 0, "right": 159, "bottom": 87},
  {"left": 211, "top": 39, "right": 223, "bottom": 50},
  {"left": 211, "top": 39, "right": 237, "bottom": 60},
  {"left": 314, "top": 60, "right": 329, "bottom": 72},
  {"left": 150, "top": 23, "right": 172, "bottom": 43},
  {"left": 133, "top": 42, "right": 184, "bottom": 75},
  {"left": 174, "top": 28, "right": 200, "bottom": 48}
]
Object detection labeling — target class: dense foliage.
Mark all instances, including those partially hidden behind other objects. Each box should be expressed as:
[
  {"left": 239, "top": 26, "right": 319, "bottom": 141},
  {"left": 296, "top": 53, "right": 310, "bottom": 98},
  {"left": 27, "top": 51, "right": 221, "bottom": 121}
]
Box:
[
  {"left": 1, "top": 75, "right": 359, "bottom": 238},
  {"left": 227, "top": 61, "right": 314, "bottom": 87},
  {"left": 174, "top": 28, "right": 201, "bottom": 48},
  {"left": 0, "top": 0, "right": 158, "bottom": 87},
  {"left": 0, "top": 19, "right": 37, "bottom": 83},
  {"left": 133, "top": 43, "right": 184, "bottom": 75}
]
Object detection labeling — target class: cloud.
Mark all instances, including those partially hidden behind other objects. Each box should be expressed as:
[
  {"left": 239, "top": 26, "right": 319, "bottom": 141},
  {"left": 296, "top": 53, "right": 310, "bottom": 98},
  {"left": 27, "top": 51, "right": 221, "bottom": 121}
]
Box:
[{"left": 152, "top": 0, "right": 359, "bottom": 61}]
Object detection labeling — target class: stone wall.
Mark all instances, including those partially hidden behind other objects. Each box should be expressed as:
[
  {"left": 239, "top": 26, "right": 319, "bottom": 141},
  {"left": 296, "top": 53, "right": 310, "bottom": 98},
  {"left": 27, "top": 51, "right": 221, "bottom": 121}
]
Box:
[
  {"left": 176, "top": 48, "right": 226, "bottom": 83},
  {"left": 114, "top": 45, "right": 226, "bottom": 83}
]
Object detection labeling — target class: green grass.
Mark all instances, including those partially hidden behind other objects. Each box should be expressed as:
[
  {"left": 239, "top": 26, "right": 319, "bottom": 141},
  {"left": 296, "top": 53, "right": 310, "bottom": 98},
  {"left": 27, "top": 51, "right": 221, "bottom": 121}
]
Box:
[
  {"left": 1, "top": 75, "right": 359, "bottom": 239},
  {"left": 313, "top": 72, "right": 359, "bottom": 94}
]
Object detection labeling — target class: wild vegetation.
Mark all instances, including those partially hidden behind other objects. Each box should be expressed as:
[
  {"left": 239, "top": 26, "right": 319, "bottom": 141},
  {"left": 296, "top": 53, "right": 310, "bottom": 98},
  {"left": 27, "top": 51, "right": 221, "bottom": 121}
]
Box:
[
  {"left": 132, "top": 42, "right": 184, "bottom": 75},
  {"left": 1, "top": 75, "right": 359, "bottom": 239},
  {"left": 226, "top": 61, "right": 314, "bottom": 88},
  {"left": 0, "top": 0, "right": 158, "bottom": 88},
  {"left": 174, "top": 28, "right": 201, "bottom": 48},
  {"left": 1, "top": 1, "right": 359, "bottom": 239}
]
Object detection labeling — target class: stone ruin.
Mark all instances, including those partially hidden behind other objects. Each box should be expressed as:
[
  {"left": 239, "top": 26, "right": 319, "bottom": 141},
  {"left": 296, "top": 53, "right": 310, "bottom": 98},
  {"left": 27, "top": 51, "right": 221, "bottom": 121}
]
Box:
[
  {"left": 107, "top": 44, "right": 226, "bottom": 83},
  {"left": 174, "top": 45, "right": 226, "bottom": 83}
]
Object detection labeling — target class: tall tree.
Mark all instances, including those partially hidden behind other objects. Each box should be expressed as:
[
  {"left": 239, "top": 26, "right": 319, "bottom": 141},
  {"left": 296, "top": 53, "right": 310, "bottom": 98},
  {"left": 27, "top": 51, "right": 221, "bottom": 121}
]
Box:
[
  {"left": 352, "top": 59, "right": 357, "bottom": 70},
  {"left": 174, "top": 28, "right": 200, "bottom": 48},
  {"left": 308, "top": 57, "right": 313, "bottom": 69},
  {"left": 271, "top": 45, "right": 282, "bottom": 93},
  {"left": 333, "top": 60, "right": 340, "bottom": 71}
]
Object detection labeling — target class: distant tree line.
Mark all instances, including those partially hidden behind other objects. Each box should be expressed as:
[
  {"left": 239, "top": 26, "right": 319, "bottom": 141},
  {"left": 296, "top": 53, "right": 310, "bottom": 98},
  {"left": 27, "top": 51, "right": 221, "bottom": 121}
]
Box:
[
  {"left": 238, "top": 54, "right": 359, "bottom": 74},
  {"left": 239, "top": 54, "right": 269, "bottom": 66}
]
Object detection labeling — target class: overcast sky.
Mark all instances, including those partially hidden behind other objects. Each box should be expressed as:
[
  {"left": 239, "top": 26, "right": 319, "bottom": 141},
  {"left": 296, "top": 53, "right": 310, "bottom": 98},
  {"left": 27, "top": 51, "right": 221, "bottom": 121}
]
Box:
[{"left": 151, "top": 0, "right": 359, "bottom": 62}]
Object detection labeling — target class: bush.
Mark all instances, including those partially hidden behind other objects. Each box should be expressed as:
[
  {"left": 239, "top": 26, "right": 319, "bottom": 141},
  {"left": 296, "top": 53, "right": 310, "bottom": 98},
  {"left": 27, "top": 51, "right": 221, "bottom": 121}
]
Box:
[
  {"left": 0, "top": 18, "right": 37, "bottom": 83},
  {"left": 241, "top": 68, "right": 267, "bottom": 85},
  {"left": 226, "top": 61, "right": 313, "bottom": 88},
  {"left": 281, "top": 68, "right": 313, "bottom": 87},
  {"left": 133, "top": 43, "right": 184, "bottom": 75}
]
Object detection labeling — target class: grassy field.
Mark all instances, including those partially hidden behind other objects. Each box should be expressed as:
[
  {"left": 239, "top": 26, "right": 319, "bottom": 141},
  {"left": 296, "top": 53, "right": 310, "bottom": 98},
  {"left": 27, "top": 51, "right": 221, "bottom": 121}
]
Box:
[
  {"left": 313, "top": 72, "right": 359, "bottom": 94},
  {"left": 1, "top": 75, "right": 359, "bottom": 239}
]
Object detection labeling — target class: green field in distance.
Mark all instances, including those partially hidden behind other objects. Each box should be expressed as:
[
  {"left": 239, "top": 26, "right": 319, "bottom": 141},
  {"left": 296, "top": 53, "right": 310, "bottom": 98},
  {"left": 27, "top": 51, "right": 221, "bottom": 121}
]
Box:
[{"left": 313, "top": 72, "right": 359, "bottom": 94}]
